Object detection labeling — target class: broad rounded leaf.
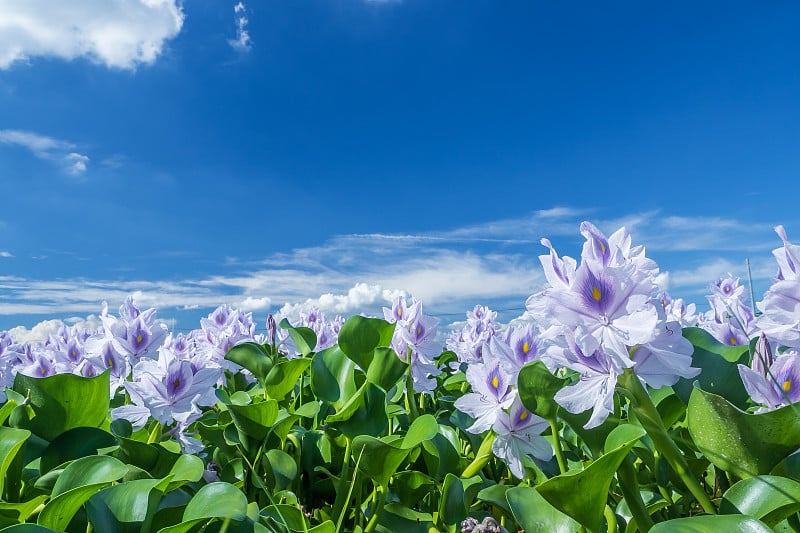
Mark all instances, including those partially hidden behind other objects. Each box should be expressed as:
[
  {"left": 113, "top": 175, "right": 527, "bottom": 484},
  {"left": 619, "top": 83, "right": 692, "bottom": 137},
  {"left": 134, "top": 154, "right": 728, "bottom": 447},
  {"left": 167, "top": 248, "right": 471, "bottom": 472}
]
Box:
[
  {"left": 279, "top": 318, "right": 317, "bottom": 356},
  {"left": 337, "top": 316, "right": 395, "bottom": 370},
  {"left": 264, "top": 358, "right": 311, "bottom": 400},
  {"left": 225, "top": 342, "right": 273, "bottom": 381},
  {"left": 650, "top": 514, "right": 772, "bottom": 532},
  {"left": 518, "top": 360, "right": 567, "bottom": 420},
  {"left": 365, "top": 347, "right": 408, "bottom": 392},
  {"left": 183, "top": 482, "right": 248, "bottom": 521},
  {"left": 12, "top": 371, "right": 110, "bottom": 441},
  {"left": 0, "top": 427, "right": 30, "bottom": 498},
  {"left": 720, "top": 475, "right": 800, "bottom": 526},
  {"left": 39, "top": 427, "right": 117, "bottom": 475},
  {"left": 687, "top": 387, "right": 800, "bottom": 478},
  {"left": 310, "top": 346, "right": 356, "bottom": 408},
  {"left": 227, "top": 399, "right": 279, "bottom": 441},
  {"left": 506, "top": 486, "right": 578, "bottom": 533}
]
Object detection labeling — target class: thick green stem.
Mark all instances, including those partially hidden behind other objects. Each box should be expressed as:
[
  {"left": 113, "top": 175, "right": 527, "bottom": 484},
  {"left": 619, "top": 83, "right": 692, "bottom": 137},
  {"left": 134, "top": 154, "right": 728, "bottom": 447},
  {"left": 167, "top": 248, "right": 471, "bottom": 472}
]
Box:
[
  {"left": 618, "top": 454, "right": 654, "bottom": 532},
  {"left": 364, "top": 483, "right": 387, "bottom": 533},
  {"left": 461, "top": 431, "right": 496, "bottom": 478},
  {"left": 405, "top": 371, "right": 419, "bottom": 422},
  {"left": 617, "top": 369, "right": 716, "bottom": 514},
  {"left": 332, "top": 437, "right": 353, "bottom": 529},
  {"left": 548, "top": 418, "right": 567, "bottom": 474},
  {"left": 604, "top": 505, "right": 619, "bottom": 533}
]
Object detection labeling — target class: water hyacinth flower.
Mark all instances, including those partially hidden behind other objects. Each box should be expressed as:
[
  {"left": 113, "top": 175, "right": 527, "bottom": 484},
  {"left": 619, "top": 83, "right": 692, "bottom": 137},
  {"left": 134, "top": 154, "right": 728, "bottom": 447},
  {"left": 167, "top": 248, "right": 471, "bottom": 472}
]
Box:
[
  {"left": 454, "top": 357, "right": 516, "bottom": 433},
  {"left": 738, "top": 348, "right": 800, "bottom": 413},
  {"left": 446, "top": 304, "right": 502, "bottom": 367},
  {"left": 492, "top": 397, "right": 553, "bottom": 479},
  {"left": 757, "top": 226, "right": 800, "bottom": 348},
  {"left": 384, "top": 295, "right": 442, "bottom": 394},
  {"left": 528, "top": 222, "right": 699, "bottom": 428}
]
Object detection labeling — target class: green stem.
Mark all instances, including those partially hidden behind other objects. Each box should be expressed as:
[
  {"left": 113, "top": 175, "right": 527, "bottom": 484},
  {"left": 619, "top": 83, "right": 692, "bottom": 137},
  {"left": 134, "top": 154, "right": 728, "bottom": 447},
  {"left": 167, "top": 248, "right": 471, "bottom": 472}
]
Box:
[
  {"left": 618, "top": 455, "right": 654, "bottom": 532},
  {"left": 548, "top": 418, "right": 567, "bottom": 474},
  {"left": 364, "top": 483, "right": 387, "bottom": 533},
  {"left": 604, "top": 505, "right": 619, "bottom": 533},
  {"left": 332, "top": 437, "right": 353, "bottom": 528},
  {"left": 617, "top": 369, "right": 717, "bottom": 514},
  {"left": 461, "top": 431, "right": 496, "bottom": 478},
  {"left": 405, "top": 371, "right": 419, "bottom": 422}
]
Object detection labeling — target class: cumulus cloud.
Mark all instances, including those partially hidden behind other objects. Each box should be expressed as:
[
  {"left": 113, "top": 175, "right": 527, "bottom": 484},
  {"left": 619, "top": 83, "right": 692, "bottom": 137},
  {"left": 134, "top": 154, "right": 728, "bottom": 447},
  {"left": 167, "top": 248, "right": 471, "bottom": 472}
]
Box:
[
  {"left": 0, "top": 252, "right": 12, "bottom": 258},
  {"left": 229, "top": 2, "right": 252, "bottom": 52},
  {"left": 0, "top": 0, "right": 184, "bottom": 70},
  {"left": 0, "top": 129, "right": 90, "bottom": 176}
]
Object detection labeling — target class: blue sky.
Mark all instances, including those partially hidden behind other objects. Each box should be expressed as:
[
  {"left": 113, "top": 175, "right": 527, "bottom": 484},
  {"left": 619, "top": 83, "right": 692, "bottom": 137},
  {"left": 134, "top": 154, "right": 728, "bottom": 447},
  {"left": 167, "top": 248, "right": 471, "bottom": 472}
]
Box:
[{"left": 1, "top": 0, "right": 799, "bottom": 337}]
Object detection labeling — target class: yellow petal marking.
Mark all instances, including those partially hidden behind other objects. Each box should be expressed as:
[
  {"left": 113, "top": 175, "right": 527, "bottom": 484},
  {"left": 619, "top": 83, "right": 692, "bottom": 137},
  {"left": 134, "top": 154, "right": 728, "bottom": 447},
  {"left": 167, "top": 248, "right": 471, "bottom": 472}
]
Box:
[
  {"left": 784, "top": 380, "right": 792, "bottom": 392},
  {"left": 592, "top": 286, "right": 602, "bottom": 301}
]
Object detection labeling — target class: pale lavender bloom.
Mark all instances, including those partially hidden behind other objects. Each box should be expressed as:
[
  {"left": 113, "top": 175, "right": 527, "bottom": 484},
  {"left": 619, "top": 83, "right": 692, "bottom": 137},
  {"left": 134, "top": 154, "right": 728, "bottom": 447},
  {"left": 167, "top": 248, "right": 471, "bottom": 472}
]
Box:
[
  {"left": 543, "top": 260, "right": 658, "bottom": 365},
  {"left": 492, "top": 397, "right": 553, "bottom": 478},
  {"left": 455, "top": 359, "right": 516, "bottom": 433},
  {"left": 657, "top": 291, "right": 698, "bottom": 327},
  {"left": 538, "top": 237, "right": 577, "bottom": 290},
  {"left": 549, "top": 333, "right": 621, "bottom": 429},
  {"left": 383, "top": 295, "right": 421, "bottom": 327},
  {"left": 752, "top": 333, "right": 774, "bottom": 377},
  {"left": 773, "top": 225, "right": 800, "bottom": 281},
  {"left": 19, "top": 353, "right": 56, "bottom": 378},
  {"left": 631, "top": 320, "right": 700, "bottom": 389},
  {"left": 112, "top": 315, "right": 167, "bottom": 362},
  {"left": 503, "top": 323, "right": 539, "bottom": 371},
  {"left": 388, "top": 297, "right": 443, "bottom": 394},
  {"left": 168, "top": 408, "right": 205, "bottom": 454},
  {"left": 738, "top": 350, "right": 800, "bottom": 412},
  {"left": 705, "top": 320, "right": 750, "bottom": 348}
]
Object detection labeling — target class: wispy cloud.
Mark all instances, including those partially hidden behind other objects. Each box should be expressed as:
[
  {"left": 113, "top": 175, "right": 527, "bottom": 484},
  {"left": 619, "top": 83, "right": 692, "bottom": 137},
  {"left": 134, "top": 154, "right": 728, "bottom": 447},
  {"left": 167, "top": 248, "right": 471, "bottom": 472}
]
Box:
[
  {"left": 0, "top": 1, "right": 184, "bottom": 70},
  {"left": 0, "top": 208, "right": 792, "bottom": 332},
  {"left": 229, "top": 2, "right": 253, "bottom": 52},
  {"left": 0, "top": 252, "right": 12, "bottom": 258},
  {"left": 0, "top": 129, "right": 90, "bottom": 176}
]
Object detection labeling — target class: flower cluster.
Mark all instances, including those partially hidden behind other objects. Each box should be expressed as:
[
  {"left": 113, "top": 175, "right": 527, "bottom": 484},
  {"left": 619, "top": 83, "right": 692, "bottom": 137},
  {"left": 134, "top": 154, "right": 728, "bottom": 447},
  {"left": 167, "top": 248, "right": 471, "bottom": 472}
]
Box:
[
  {"left": 383, "top": 296, "right": 442, "bottom": 394},
  {"left": 527, "top": 222, "right": 699, "bottom": 428},
  {"left": 281, "top": 306, "right": 343, "bottom": 357}
]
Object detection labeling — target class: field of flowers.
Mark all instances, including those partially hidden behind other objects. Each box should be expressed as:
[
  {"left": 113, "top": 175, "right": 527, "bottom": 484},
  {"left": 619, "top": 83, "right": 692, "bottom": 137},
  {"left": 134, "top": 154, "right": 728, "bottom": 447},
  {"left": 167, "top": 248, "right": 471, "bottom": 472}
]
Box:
[{"left": 0, "top": 221, "right": 799, "bottom": 532}]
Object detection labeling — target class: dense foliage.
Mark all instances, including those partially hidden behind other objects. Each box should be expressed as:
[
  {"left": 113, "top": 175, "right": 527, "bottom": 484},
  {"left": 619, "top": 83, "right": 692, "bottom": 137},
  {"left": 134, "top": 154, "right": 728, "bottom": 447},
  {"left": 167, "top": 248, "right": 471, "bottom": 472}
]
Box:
[{"left": 0, "top": 221, "right": 799, "bottom": 532}]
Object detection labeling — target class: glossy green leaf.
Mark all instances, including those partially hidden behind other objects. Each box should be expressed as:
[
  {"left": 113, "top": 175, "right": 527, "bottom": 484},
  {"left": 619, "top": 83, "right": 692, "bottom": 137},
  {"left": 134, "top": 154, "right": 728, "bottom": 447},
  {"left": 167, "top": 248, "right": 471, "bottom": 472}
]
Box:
[
  {"left": 260, "top": 504, "right": 308, "bottom": 531},
  {"left": 184, "top": 482, "right": 248, "bottom": 521},
  {"left": 227, "top": 399, "right": 279, "bottom": 441},
  {"left": 337, "top": 316, "right": 395, "bottom": 370},
  {"left": 351, "top": 436, "right": 411, "bottom": 488},
  {"left": 264, "top": 358, "right": 311, "bottom": 400},
  {"left": 327, "top": 383, "right": 388, "bottom": 439},
  {"left": 720, "top": 475, "right": 800, "bottom": 526},
  {"left": 674, "top": 327, "right": 750, "bottom": 408},
  {"left": 649, "top": 515, "right": 773, "bottom": 532},
  {"left": 164, "top": 454, "right": 204, "bottom": 491},
  {"left": 310, "top": 345, "right": 356, "bottom": 409},
  {"left": 687, "top": 387, "right": 800, "bottom": 477},
  {"left": 439, "top": 473, "right": 482, "bottom": 525},
  {"left": 12, "top": 370, "right": 110, "bottom": 441},
  {"left": 225, "top": 342, "right": 273, "bottom": 381},
  {"left": 0, "top": 525, "right": 61, "bottom": 532},
  {"left": 39, "top": 427, "right": 117, "bottom": 474},
  {"left": 365, "top": 347, "right": 407, "bottom": 392},
  {"left": 263, "top": 449, "right": 297, "bottom": 492},
  {"left": 401, "top": 414, "right": 439, "bottom": 448},
  {"left": 518, "top": 360, "right": 567, "bottom": 421},
  {"left": 280, "top": 318, "right": 317, "bottom": 357},
  {"left": 374, "top": 503, "right": 432, "bottom": 533},
  {"left": 85, "top": 477, "right": 171, "bottom": 533},
  {"left": 0, "top": 427, "right": 29, "bottom": 499},
  {"left": 506, "top": 486, "right": 578, "bottom": 533},
  {"left": 535, "top": 430, "right": 641, "bottom": 531},
  {"left": 0, "top": 495, "right": 48, "bottom": 524},
  {"left": 0, "top": 398, "right": 19, "bottom": 427},
  {"left": 393, "top": 471, "right": 436, "bottom": 508}
]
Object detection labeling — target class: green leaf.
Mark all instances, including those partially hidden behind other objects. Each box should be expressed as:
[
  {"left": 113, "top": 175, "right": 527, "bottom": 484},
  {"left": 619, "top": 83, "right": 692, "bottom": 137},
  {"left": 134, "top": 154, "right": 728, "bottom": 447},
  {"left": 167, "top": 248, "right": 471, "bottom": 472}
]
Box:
[
  {"left": 279, "top": 318, "right": 317, "bottom": 356},
  {"left": 374, "top": 503, "right": 432, "bottom": 533},
  {"left": 39, "top": 427, "right": 117, "bottom": 475},
  {"left": 518, "top": 360, "right": 567, "bottom": 421},
  {"left": 227, "top": 399, "right": 279, "bottom": 441},
  {"left": 401, "top": 414, "right": 439, "bottom": 449},
  {"left": 0, "top": 525, "right": 61, "bottom": 532},
  {"left": 337, "top": 316, "right": 395, "bottom": 370},
  {"left": 674, "top": 327, "right": 750, "bottom": 408},
  {"left": 365, "top": 347, "right": 407, "bottom": 392},
  {"left": 351, "top": 437, "right": 412, "bottom": 488},
  {"left": 720, "top": 475, "right": 800, "bottom": 526},
  {"left": 164, "top": 454, "right": 204, "bottom": 491},
  {"left": 0, "top": 427, "right": 29, "bottom": 499},
  {"left": 264, "top": 358, "right": 312, "bottom": 401},
  {"left": 506, "top": 486, "right": 578, "bottom": 533},
  {"left": 310, "top": 346, "right": 356, "bottom": 409},
  {"left": 183, "top": 482, "right": 248, "bottom": 522},
  {"left": 85, "top": 478, "right": 170, "bottom": 533},
  {"left": 327, "top": 383, "right": 388, "bottom": 440},
  {"left": 38, "top": 456, "right": 128, "bottom": 531},
  {"left": 263, "top": 449, "right": 298, "bottom": 492},
  {"left": 393, "top": 471, "right": 436, "bottom": 508},
  {"left": 649, "top": 515, "right": 773, "bottom": 532},
  {"left": 535, "top": 429, "right": 641, "bottom": 531},
  {"left": 12, "top": 370, "right": 110, "bottom": 441},
  {"left": 439, "top": 473, "right": 482, "bottom": 525},
  {"left": 225, "top": 342, "right": 273, "bottom": 381},
  {"left": 687, "top": 387, "right": 800, "bottom": 477}
]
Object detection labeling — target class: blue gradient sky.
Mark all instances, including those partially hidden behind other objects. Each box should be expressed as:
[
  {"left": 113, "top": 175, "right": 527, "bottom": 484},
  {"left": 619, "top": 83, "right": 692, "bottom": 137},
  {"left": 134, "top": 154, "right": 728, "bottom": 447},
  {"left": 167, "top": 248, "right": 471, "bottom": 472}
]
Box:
[{"left": 1, "top": 0, "right": 799, "bottom": 335}]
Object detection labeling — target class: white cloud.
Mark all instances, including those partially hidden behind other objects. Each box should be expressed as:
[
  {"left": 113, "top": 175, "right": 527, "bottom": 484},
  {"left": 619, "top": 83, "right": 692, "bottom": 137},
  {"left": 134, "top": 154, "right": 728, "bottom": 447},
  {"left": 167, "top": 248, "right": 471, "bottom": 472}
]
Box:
[
  {"left": 0, "top": 0, "right": 184, "bottom": 70},
  {"left": 0, "top": 129, "right": 90, "bottom": 176},
  {"left": 237, "top": 296, "right": 271, "bottom": 312},
  {"left": 229, "top": 2, "right": 252, "bottom": 52},
  {"left": 0, "top": 252, "right": 11, "bottom": 258}
]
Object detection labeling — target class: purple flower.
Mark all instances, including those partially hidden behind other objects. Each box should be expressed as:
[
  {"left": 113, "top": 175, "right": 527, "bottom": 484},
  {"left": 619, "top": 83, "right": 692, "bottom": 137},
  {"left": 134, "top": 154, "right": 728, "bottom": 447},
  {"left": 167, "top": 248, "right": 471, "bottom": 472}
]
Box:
[
  {"left": 492, "top": 397, "right": 552, "bottom": 478},
  {"left": 739, "top": 350, "right": 800, "bottom": 412},
  {"left": 631, "top": 320, "right": 700, "bottom": 389},
  {"left": 455, "top": 359, "right": 516, "bottom": 433}
]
